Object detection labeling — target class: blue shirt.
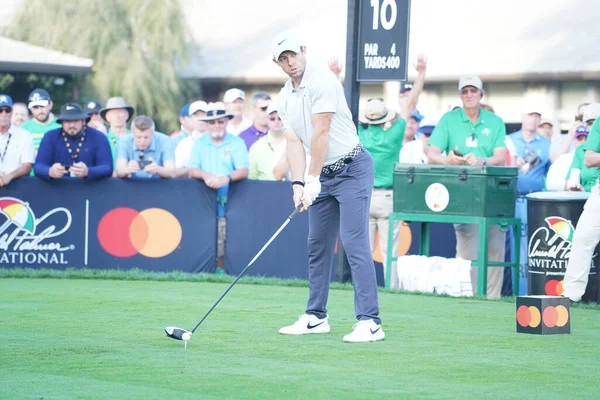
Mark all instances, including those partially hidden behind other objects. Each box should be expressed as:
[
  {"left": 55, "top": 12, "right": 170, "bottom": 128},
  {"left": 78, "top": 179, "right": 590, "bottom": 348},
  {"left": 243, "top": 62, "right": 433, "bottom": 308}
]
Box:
[
  {"left": 508, "top": 130, "right": 551, "bottom": 195},
  {"left": 189, "top": 134, "right": 249, "bottom": 216},
  {"left": 34, "top": 127, "right": 113, "bottom": 180},
  {"left": 116, "top": 132, "right": 175, "bottom": 179}
]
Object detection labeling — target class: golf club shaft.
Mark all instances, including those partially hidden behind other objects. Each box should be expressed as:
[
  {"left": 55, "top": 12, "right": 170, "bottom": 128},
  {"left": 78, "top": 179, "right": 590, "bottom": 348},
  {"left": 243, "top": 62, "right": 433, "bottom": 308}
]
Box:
[{"left": 190, "top": 205, "right": 302, "bottom": 333}]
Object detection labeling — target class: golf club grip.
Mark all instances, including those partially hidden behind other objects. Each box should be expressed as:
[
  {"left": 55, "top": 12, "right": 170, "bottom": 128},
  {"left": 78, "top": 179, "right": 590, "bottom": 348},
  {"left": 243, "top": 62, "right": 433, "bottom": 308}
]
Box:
[{"left": 190, "top": 206, "right": 300, "bottom": 334}]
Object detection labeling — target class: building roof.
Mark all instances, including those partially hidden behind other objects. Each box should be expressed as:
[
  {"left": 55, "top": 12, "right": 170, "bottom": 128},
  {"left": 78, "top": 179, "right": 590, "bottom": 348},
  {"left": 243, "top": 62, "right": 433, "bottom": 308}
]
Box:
[
  {"left": 0, "top": 36, "right": 94, "bottom": 75},
  {"left": 179, "top": 0, "right": 600, "bottom": 83}
]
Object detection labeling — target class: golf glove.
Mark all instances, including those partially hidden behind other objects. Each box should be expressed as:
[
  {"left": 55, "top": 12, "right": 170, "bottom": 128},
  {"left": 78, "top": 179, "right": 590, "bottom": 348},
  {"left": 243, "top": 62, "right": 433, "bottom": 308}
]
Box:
[{"left": 302, "top": 175, "right": 321, "bottom": 207}]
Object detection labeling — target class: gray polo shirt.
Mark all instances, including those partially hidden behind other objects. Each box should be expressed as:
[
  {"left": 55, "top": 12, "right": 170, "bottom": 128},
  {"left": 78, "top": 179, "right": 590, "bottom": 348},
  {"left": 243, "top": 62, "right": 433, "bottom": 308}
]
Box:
[{"left": 277, "top": 63, "right": 359, "bottom": 166}]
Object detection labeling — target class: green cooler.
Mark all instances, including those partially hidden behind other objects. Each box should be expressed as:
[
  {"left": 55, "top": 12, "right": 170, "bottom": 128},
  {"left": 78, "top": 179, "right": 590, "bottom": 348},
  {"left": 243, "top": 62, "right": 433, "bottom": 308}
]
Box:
[{"left": 393, "top": 164, "right": 518, "bottom": 217}]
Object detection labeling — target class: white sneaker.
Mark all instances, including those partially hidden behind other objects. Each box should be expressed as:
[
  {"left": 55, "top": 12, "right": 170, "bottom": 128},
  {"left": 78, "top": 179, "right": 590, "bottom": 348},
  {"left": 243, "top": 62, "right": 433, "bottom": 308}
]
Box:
[
  {"left": 343, "top": 320, "right": 385, "bottom": 343},
  {"left": 279, "top": 314, "right": 331, "bottom": 335}
]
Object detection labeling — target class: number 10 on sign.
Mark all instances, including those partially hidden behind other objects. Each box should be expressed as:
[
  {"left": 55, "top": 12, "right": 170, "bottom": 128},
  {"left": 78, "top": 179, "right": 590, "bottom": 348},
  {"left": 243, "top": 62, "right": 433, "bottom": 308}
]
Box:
[{"left": 357, "top": 0, "right": 411, "bottom": 82}]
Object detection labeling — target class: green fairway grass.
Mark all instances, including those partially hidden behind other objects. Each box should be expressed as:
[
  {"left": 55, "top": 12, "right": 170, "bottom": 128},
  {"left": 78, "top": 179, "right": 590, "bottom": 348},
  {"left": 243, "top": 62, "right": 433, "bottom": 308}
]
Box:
[{"left": 1, "top": 271, "right": 599, "bottom": 399}]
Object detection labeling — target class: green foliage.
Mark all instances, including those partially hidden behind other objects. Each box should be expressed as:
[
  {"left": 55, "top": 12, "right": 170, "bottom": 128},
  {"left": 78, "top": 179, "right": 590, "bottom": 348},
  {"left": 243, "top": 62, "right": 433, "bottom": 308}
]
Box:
[{"left": 7, "top": 0, "right": 194, "bottom": 132}]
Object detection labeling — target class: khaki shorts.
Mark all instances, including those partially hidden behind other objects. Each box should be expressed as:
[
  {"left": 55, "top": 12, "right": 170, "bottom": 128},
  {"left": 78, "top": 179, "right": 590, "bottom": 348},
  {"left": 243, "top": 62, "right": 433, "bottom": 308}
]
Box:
[{"left": 218, "top": 217, "right": 226, "bottom": 257}]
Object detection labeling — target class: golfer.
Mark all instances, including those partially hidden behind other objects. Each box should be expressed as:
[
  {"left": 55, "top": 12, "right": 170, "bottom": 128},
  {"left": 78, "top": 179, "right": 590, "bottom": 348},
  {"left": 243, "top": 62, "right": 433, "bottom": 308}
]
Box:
[{"left": 273, "top": 32, "right": 383, "bottom": 342}]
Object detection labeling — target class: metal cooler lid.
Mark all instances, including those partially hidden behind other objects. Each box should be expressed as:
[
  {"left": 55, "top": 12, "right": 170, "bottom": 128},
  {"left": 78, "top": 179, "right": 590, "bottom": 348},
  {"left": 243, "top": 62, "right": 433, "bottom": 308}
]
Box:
[{"left": 526, "top": 191, "right": 591, "bottom": 202}]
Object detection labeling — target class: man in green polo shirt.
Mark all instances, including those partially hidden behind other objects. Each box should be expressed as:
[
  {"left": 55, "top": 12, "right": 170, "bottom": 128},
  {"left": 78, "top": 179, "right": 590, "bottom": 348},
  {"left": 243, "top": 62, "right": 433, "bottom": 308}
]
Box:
[
  {"left": 427, "top": 75, "right": 507, "bottom": 298},
  {"left": 357, "top": 54, "right": 427, "bottom": 289},
  {"left": 563, "top": 116, "right": 600, "bottom": 302},
  {"left": 20, "top": 88, "right": 61, "bottom": 152}
]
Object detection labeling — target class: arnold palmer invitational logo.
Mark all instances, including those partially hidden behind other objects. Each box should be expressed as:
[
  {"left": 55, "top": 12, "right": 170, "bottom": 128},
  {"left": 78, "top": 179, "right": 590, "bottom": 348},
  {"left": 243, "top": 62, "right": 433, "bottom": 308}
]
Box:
[
  {"left": 0, "top": 197, "right": 74, "bottom": 264},
  {"left": 529, "top": 216, "right": 597, "bottom": 284}
]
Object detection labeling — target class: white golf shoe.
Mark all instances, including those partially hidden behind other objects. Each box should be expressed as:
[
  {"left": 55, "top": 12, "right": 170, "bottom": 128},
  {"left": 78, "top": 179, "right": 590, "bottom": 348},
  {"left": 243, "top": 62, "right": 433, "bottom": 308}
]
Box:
[
  {"left": 343, "top": 319, "right": 385, "bottom": 343},
  {"left": 279, "top": 314, "right": 331, "bottom": 335}
]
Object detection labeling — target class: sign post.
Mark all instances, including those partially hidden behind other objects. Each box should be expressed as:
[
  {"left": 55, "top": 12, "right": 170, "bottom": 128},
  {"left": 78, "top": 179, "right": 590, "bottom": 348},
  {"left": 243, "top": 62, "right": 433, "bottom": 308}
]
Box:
[{"left": 338, "top": 0, "right": 411, "bottom": 283}]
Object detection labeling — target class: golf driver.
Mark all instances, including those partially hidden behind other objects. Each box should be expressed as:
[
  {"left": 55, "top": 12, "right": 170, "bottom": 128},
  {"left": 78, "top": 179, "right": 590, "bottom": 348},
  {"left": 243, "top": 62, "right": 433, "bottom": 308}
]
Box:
[{"left": 165, "top": 204, "right": 302, "bottom": 348}]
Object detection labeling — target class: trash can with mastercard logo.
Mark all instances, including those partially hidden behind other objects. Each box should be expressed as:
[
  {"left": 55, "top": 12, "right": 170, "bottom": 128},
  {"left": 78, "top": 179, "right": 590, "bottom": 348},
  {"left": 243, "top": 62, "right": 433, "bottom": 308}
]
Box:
[{"left": 526, "top": 192, "right": 599, "bottom": 302}]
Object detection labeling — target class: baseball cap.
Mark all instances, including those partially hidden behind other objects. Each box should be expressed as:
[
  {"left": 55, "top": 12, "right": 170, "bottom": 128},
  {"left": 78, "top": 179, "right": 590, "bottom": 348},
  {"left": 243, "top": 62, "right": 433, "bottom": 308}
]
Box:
[
  {"left": 458, "top": 75, "right": 483, "bottom": 91},
  {"left": 223, "top": 88, "right": 245, "bottom": 104},
  {"left": 189, "top": 100, "right": 208, "bottom": 116},
  {"left": 583, "top": 103, "right": 600, "bottom": 123},
  {"left": 271, "top": 31, "right": 303, "bottom": 61},
  {"left": 266, "top": 103, "right": 277, "bottom": 115},
  {"left": 180, "top": 103, "right": 191, "bottom": 117},
  {"left": 400, "top": 83, "right": 413, "bottom": 94},
  {"left": 85, "top": 100, "right": 102, "bottom": 114},
  {"left": 538, "top": 118, "right": 553, "bottom": 127},
  {"left": 28, "top": 88, "right": 51, "bottom": 108},
  {"left": 0, "top": 94, "right": 13, "bottom": 110},
  {"left": 418, "top": 116, "right": 437, "bottom": 135},
  {"left": 575, "top": 125, "right": 589, "bottom": 138}
]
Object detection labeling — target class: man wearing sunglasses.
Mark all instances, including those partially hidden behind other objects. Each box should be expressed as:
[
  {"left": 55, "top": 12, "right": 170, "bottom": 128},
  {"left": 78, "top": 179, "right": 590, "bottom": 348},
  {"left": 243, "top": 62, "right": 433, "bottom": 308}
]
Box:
[
  {"left": 0, "top": 95, "right": 35, "bottom": 186},
  {"left": 239, "top": 92, "right": 272, "bottom": 150},
  {"left": 189, "top": 102, "right": 249, "bottom": 273}
]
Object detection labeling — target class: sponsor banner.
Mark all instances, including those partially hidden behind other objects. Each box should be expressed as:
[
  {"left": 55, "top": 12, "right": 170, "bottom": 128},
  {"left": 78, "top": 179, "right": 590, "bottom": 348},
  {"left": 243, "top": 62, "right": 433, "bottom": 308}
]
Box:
[{"left": 0, "top": 178, "right": 217, "bottom": 273}]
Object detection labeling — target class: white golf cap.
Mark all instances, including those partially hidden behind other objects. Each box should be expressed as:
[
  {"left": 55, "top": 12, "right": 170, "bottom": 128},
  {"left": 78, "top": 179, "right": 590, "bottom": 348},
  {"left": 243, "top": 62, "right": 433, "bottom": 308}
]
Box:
[
  {"left": 223, "top": 88, "right": 245, "bottom": 103},
  {"left": 272, "top": 31, "right": 303, "bottom": 61},
  {"left": 458, "top": 75, "right": 483, "bottom": 91},
  {"left": 583, "top": 103, "right": 600, "bottom": 122},
  {"left": 539, "top": 118, "right": 553, "bottom": 127},
  {"left": 266, "top": 103, "right": 277, "bottom": 115},
  {"left": 188, "top": 100, "right": 208, "bottom": 116}
]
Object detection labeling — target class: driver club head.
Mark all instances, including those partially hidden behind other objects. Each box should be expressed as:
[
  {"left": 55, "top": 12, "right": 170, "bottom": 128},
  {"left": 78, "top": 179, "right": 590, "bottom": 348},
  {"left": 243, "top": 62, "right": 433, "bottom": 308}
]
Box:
[{"left": 165, "top": 326, "right": 192, "bottom": 348}]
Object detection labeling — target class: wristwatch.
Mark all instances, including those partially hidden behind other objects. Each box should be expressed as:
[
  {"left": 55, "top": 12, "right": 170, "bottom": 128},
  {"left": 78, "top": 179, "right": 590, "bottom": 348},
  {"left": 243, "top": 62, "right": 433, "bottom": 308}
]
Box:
[{"left": 481, "top": 158, "right": 487, "bottom": 166}]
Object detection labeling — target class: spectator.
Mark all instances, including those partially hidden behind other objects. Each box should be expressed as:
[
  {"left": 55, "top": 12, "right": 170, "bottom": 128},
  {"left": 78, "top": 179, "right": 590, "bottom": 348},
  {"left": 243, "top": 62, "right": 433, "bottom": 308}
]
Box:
[
  {"left": 400, "top": 116, "right": 436, "bottom": 164},
  {"left": 564, "top": 126, "right": 593, "bottom": 191},
  {"left": 20, "top": 88, "right": 61, "bottom": 152},
  {"left": 248, "top": 104, "right": 287, "bottom": 180},
  {"left": 34, "top": 103, "right": 112, "bottom": 180},
  {"left": 175, "top": 100, "right": 208, "bottom": 170},
  {"left": 100, "top": 97, "right": 135, "bottom": 164},
  {"left": 404, "top": 112, "right": 420, "bottom": 144},
  {"left": 399, "top": 83, "right": 424, "bottom": 122},
  {"left": 507, "top": 106, "right": 550, "bottom": 295},
  {"left": 575, "top": 102, "right": 591, "bottom": 122},
  {"left": 85, "top": 100, "right": 106, "bottom": 134},
  {"left": 0, "top": 95, "right": 35, "bottom": 186},
  {"left": 546, "top": 125, "right": 588, "bottom": 191},
  {"left": 538, "top": 119, "right": 553, "bottom": 140},
  {"left": 170, "top": 103, "right": 192, "bottom": 141},
  {"left": 223, "top": 88, "right": 252, "bottom": 136},
  {"left": 10, "top": 102, "right": 29, "bottom": 127},
  {"left": 583, "top": 103, "right": 600, "bottom": 129},
  {"left": 239, "top": 92, "right": 272, "bottom": 150},
  {"left": 115, "top": 116, "right": 175, "bottom": 179},
  {"left": 189, "top": 102, "right": 249, "bottom": 272},
  {"left": 427, "top": 75, "right": 507, "bottom": 298}
]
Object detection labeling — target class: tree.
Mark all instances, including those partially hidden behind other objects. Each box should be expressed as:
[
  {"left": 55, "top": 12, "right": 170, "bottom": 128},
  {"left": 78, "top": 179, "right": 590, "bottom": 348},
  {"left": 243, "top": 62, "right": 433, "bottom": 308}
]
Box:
[{"left": 7, "top": 0, "right": 193, "bottom": 133}]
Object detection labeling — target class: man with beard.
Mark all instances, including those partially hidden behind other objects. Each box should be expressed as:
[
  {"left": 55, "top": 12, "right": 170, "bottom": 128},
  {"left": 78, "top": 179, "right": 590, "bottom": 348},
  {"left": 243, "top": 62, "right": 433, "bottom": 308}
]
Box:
[
  {"left": 189, "top": 102, "right": 249, "bottom": 273},
  {"left": 0, "top": 95, "right": 35, "bottom": 186},
  {"left": 34, "top": 103, "right": 113, "bottom": 180},
  {"left": 20, "top": 88, "right": 61, "bottom": 153}
]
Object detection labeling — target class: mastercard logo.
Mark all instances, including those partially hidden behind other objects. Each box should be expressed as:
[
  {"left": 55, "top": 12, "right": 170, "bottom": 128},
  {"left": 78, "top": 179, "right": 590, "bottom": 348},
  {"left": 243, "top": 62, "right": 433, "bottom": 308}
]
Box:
[
  {"left": 98, "top": 207, "right": 182, "bottom": 258},
  {"left": 545, "top": 279, "right": 564, "bottom": 296},
  {"left": 516, "top": 305, "right": 569, "bottom": 328}
]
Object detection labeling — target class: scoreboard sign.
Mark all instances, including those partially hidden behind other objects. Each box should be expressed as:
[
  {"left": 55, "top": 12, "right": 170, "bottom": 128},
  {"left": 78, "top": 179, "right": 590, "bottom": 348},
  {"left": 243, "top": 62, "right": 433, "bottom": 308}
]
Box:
[{"left": 357, "top": 0, "right": 411, "bottom": 82}]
